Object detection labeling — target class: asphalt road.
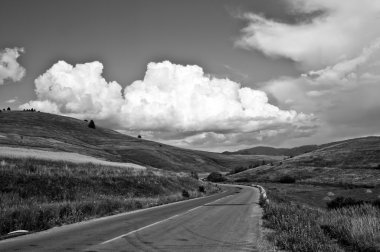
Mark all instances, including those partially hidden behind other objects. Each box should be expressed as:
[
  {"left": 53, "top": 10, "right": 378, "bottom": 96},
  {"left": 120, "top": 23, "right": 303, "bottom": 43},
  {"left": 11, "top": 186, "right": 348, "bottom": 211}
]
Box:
[{"left": 0, "top": 185, "right": 262, "bottom": 252}]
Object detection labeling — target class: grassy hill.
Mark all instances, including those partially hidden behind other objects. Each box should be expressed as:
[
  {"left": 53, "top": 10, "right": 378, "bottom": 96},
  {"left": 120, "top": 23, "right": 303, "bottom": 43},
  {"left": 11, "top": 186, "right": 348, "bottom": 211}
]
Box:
[
  {"left": 229, "top": 136, "right": 380, "bottom": 187},
  {"left": 0, "top": 111, "right": 279, "bottom": 172},
  {"left": 223, "top": 145, "right": 318, "bottom": 156}
]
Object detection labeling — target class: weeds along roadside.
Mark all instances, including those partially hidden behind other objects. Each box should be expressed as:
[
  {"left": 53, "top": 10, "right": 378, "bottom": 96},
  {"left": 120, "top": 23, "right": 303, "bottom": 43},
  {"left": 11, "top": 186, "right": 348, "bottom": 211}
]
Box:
[
  {"left": 256, "top": 184, "right": 380, "bottom": 252},
  {"left": 0, "top": 157, "right": 221, "bottom": 236}
]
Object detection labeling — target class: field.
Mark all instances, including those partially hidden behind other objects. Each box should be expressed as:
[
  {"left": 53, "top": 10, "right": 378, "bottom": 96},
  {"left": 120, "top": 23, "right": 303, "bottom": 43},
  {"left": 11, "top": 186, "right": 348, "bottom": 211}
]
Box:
[
  {"left": 245, "top": 181, "right": 380, "bottom": 252},
  {"left": 0, "top": 146, "right": 145, "bottom": 170},
  {"left": 0, "top": 156, "right": 219, "bottom": 237},
  {"left": 261, "top": 183, "right": 380, "bottom": 209},
  {"left": 0, "top": 111, "right": 280, "bottom": 172}
]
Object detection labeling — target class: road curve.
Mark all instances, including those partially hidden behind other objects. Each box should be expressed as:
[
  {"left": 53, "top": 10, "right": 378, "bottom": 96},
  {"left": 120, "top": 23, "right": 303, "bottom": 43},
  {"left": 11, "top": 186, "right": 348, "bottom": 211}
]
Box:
[{"left": 0, "top": 185, "right": 262, "bottom": 252}]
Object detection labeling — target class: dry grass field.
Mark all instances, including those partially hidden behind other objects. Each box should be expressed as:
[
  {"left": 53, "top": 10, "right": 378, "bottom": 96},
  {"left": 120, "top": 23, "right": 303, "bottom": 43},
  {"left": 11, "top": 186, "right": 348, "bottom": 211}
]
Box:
[
  {"left": 0, "top": 156, "right": 219, "bottom": 237},
  {"left": 0, "top": 146, "right": 146, "bottom": 170},
  {"left": 0, "top": 111, "right": 279, "bottom": 172},
  {"left": 261, "top": 187, "right": 380, "bottom": 252}
]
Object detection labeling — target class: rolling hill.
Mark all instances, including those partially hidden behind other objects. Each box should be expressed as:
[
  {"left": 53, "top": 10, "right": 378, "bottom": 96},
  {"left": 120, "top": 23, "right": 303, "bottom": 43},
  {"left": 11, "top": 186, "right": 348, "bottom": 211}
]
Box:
[
  {"left": 229, "top": 136, "right": 380, "bottom": 187},
  {"left": 0, "top": 111, "right": 281, "bottom": 172},
  {"left": 223, "top": 145, "right": 318, "bottom": 156}
]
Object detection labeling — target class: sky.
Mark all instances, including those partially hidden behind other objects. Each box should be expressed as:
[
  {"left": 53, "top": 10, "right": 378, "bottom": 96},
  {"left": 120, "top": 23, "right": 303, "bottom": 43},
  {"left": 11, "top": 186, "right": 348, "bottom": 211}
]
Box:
[{"left": 1, "top": 0, "right": 380, "bottom": 152}]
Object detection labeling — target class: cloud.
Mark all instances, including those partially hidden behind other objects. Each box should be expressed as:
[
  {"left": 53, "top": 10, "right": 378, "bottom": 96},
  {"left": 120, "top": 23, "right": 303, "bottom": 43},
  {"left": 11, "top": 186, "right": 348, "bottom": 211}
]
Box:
[
  {"left": 0, "top": 47, "right": 26, "bottom": 85},
  {"left": 236, "top": 0, "right": 380, "bottom": 70},
  {"left": 5, "top": 98, "right": 18, "bottom": 104},
  {"left": 22, "top": 61, "right": 124, "bottom": 123},
  {"left": 22, "top": 60, "right": 317, "bottom": 148},
  {"left": 263, "top": 38, "right": 380, "bottom": 146},
  {"left": 302, "top": 38, "right": 380, "bottom": 88}
]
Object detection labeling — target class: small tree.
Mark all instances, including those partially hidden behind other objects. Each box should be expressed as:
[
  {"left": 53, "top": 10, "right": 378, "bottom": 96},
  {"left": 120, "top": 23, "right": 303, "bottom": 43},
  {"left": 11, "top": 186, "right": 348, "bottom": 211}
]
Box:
[
  {"left": 206, "top": 172, "right": 226, "bottom": 182},
  {"left": 138, "top": 135, "right": 142, "bottom": 139},
  {"left": 88, "top": 120, "right": 96, "bottom": 129},
  {"left": 7, "top": 107, "right": 11, "bottom": 111},
  {"left": 198, "top": 185, "right": 205, "bottom": 193},
  {"left": 182, "top": 189, "right": 190, "bottom": 198}
]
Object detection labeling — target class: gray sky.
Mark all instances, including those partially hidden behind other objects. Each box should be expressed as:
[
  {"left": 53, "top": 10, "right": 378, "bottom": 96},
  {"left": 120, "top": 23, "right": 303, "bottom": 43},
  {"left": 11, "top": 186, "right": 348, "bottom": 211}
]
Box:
[{"left": 1, "top": 0, "right": 379, "bottom": 151}]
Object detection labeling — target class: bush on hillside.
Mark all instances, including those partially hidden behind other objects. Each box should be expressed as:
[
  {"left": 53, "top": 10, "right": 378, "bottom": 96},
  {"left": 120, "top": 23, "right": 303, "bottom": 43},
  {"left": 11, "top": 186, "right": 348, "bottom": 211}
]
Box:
[
  {"left": 182, "top": 189, "right": 190, "bottom": 198},
  {"left": 235, "top": 178, "right": 251, "bottom": 183},
  {"left": 327, "top": 197, "right": 363, "bottom": 209},
  {"left": 327, "top": 196, "right": 380, "bottom": 210},
  {"left": 88, "top": 120, "right": 96, "bottom": 129},
  {"left": 228, "top": 166, "right": 248, "bottom": 175},
  {"left": 278, "top": 175, "right": 296, "bottom": 183},
  {"left": 198, "top": 185, "right": 205, "bottom": 193},
  {"left": 206, "top": 172, "right": 226, "bottom": 182}
]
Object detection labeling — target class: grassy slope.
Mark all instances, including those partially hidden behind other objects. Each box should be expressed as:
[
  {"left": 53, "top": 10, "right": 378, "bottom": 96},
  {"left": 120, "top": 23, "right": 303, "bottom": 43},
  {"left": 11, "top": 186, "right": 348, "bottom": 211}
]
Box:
[
  {"left": 228, "top": 136, "right": 380, "bottom": 187},
  {"left": 0, "top": 157, "right": 219, "bottom": 236},
  {"left": 223, "top": 145, "right": 318, "bottom": 156},
  {"left": 0, "top": 111, "right": 279, "bottom": 172},
  {"left": 230, "top": 137, "right": 380, "bottom": 251}
]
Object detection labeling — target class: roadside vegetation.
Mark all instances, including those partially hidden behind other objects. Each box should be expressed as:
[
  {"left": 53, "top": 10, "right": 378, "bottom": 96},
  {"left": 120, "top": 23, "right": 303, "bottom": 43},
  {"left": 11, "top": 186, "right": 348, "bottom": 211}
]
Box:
[
  {"left": 0, "top": 157, "right": 220, "bottom": 236},
  {"left": 260, "top": 184, "right": 380, "bottom": 252}
]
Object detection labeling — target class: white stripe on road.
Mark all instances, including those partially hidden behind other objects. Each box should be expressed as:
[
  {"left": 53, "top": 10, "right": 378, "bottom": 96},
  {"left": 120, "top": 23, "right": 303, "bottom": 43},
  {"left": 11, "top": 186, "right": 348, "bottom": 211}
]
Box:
[
  {"left": 100, "top": 194, "right": 234, "bottom": 245},
  {"left": 101, "top": 214, "right": 180, "bottom": 244}
]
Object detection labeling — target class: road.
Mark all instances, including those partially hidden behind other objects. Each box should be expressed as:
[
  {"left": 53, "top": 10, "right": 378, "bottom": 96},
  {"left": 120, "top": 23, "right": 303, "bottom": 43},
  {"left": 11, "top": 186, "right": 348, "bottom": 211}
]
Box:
[{"left": 0, "top": 185, "right": 262, "bottom": 252}]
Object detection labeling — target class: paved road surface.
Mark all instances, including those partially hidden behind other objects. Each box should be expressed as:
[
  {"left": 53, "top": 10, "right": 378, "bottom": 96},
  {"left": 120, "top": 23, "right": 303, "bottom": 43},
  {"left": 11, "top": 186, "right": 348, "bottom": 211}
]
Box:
[{"left": 0, "top": 185, "right": 262, "bottom": 252}]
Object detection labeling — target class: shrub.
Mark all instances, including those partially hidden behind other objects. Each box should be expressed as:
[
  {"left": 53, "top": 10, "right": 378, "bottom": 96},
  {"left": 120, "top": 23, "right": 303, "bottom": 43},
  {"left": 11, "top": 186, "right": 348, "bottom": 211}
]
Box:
[
  {"left": 327, "top": 197, "right": 365, "bottom": 209},
  {"left": 206, "top": 172, "right": 226, "bottom": 182},
  {"left": 182, "top": 189, "right": 190, "bottom": 198},
  {"left": 88, "top": 120, "right": 96, "bottom": 129},
  {"left": 235, "top": 178, "right": 251, "bottom": 183},
  {"left": 278, "top": 175, "right": 296, "bottom": 183},
  {"left": 228, "top": 166, "right": 248, "bottom": 175},
  {"left": 198, "top": 185, "right": 205, "bottom": 193},
  {"left": 190, "top": 171, "right": 199, "bottom": 180},
  {"left": 327, "top": 196, "right": 380, "bottom": 210}
]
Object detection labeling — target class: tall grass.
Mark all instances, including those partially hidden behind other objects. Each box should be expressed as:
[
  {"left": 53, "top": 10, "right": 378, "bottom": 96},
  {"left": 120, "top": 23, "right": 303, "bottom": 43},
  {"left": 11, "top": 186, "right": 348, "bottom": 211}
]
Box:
[
  {"left": 263, "top": 203, "right": 343, "bottom": 252},
  {"left": 261, "top": 185, "right": 380, "bottom": 252},
  {"left": 320, "top": 204, "right": 380, "bottom": 251},
  {"left": 0, "top": 157, "right": 219, "bottom": 236}
]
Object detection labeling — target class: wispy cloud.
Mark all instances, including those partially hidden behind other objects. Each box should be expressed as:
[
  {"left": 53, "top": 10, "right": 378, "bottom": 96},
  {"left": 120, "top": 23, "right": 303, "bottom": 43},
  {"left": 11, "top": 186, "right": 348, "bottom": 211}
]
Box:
[
  {"left": 6, "top": 97, "right": 18, "bottom": 104},
  {"left": 234, "top": 0, "right": 380, "bottom": 145},
  {"left": 235, "top": 0, "right": 380, "bottom": 70}
]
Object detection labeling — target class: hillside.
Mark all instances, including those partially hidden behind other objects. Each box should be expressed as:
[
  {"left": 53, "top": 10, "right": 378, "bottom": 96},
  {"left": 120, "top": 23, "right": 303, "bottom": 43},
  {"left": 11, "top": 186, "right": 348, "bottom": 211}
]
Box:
[
  {"left": 223, "top": 145, "right": 318, "bottom": 156},
  {"left": 0, "top": 111, "right": 280, "bottom": 172},
  {"left": 229, "top": 136, "right": 380, "bottom": 187}
]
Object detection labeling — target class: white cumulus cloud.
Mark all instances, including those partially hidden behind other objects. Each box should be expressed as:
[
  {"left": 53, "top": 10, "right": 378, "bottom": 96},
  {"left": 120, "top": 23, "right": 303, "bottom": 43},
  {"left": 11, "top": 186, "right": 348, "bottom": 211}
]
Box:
[
  {"left": 22, "top": 61, "right": 124, "bottom": 123},
  {"left": 22, "top": 60, "right": 316, "bottom": 148},
  {"left": 236, "top": 0, "right": 380, "bottom": 70},
  {"left": 0, "top": 47, "right": 26, "bottom": 85}
]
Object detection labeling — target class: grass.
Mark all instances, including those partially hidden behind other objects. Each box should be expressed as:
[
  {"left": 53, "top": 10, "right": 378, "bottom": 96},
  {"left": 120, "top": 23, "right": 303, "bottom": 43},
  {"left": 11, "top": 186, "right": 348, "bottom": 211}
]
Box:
[
  {"left": 262, "top": 203, "right": 343, "bottom": 252},
  {"left": 0, "top": 157, "right": 220, "bottom": 236},
  {"left": 0, "top": 111, "right": 280, "bottom": 172},
  {"left": 259, "top": 184, "right": 380, "bottom": 252},
  {"left": 0, "top": 146, "right": 145, "bottom": 169},
  {"left": 260, "top": 183, "right": 380, "bottom": 209},
  {"left": 320, "top": 204, "right": 380, "bottom": 251}
]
